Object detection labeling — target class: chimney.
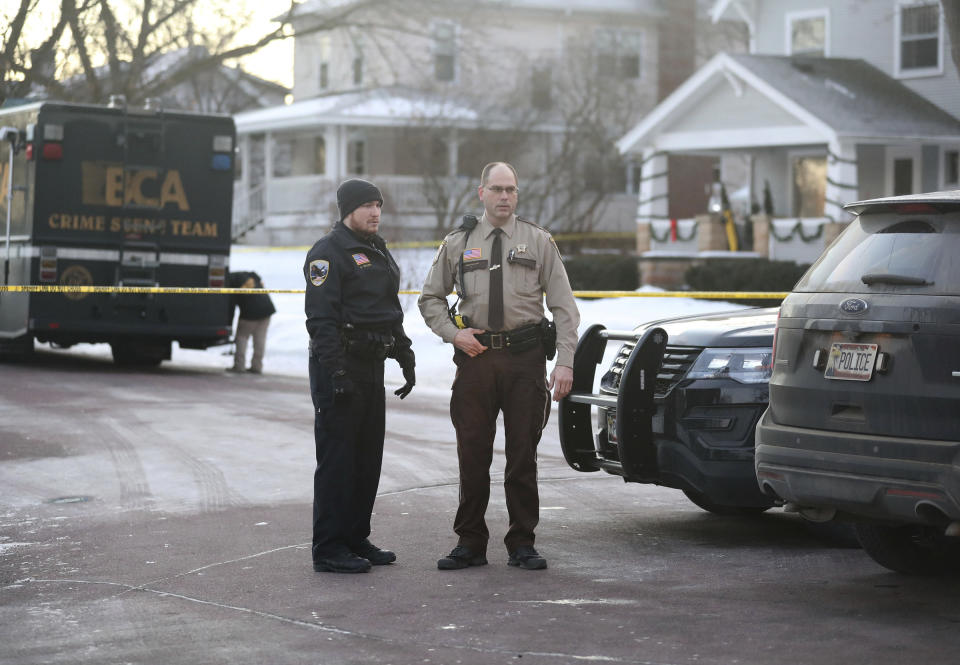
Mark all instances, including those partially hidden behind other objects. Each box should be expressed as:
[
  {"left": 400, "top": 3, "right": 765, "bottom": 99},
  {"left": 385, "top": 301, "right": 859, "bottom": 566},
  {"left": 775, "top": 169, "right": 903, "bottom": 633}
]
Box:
[{"left": 657, "top": 0, "right": 697, "bottom": 101}]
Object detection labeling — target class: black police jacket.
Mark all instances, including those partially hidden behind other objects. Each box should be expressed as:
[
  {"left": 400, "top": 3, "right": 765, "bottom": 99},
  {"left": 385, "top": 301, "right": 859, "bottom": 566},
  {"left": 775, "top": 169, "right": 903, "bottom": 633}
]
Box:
[
  {"left": 228, "top": 271, "right": 277, "bottom": 321},
  {"left": 303, "top": 222, "right": 413, "bottom": 374}
]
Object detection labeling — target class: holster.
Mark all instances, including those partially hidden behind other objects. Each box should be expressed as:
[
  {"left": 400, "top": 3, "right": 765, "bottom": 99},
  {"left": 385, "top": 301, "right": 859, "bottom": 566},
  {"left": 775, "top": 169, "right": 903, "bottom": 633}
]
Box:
[{"left": 540, "top": 318, "right": 557, "bottom": 361}]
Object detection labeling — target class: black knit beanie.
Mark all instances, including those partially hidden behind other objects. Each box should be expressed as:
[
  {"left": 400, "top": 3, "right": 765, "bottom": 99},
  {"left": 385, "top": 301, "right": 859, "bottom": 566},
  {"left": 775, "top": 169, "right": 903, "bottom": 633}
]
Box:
[{"left": 337, "top": 178, "right": 383, "bottom": 222}]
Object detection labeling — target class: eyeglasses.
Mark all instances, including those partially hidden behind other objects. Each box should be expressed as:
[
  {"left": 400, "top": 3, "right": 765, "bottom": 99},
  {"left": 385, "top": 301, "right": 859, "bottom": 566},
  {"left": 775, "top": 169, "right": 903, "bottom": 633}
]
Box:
[{"left": 487, "top": 185, "right": 518, "bottom": 195}]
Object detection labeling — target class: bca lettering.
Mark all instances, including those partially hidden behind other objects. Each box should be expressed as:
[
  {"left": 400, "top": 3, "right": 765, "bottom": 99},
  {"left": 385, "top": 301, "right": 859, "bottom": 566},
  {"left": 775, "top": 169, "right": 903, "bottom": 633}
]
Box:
[{"left": 81, "top": 162, "right": 190, "bottom": 211}]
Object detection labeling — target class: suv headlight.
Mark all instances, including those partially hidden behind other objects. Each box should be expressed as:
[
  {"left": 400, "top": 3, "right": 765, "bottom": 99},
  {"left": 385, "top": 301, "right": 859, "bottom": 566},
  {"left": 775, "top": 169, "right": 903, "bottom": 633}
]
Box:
[{"left": 686, "top": 347, "right": 772, "bottom": 384}]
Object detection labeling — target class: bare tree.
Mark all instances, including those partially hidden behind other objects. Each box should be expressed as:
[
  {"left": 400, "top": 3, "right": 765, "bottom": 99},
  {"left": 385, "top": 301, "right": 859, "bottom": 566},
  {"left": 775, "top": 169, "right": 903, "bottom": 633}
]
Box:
[{"left": 0, "top": 0, "right": 429, "bottom": 107}]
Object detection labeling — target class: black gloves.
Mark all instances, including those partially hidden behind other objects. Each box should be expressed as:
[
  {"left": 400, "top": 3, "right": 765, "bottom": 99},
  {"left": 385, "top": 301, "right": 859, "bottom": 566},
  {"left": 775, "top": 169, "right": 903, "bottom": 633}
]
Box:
[
  {"left": 394, "top": 348, "right": 416, "bottom": 400},
  {"left": 331, "top": 369, "right": 354, "bottom": 397},
  {"left": 394, "top": 364, "right": 415, "bottom": 400}
]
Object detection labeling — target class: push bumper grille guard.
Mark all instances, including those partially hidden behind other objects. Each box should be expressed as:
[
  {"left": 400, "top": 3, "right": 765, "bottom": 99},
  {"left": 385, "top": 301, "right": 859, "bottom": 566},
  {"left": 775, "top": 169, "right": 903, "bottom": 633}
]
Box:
[{"left": 559, "top": 325, "right": 668, "bottom": 478}]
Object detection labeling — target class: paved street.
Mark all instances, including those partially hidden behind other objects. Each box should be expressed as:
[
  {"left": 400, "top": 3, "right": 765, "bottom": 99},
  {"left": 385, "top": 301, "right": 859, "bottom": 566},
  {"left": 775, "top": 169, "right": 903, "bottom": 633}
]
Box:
[{"left": 1, "top": 351, "right": 959, "bottom": 665}]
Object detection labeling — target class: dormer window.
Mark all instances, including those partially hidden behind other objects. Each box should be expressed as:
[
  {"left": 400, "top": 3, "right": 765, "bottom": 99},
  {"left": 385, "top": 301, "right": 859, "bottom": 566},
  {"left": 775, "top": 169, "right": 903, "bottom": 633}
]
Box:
[
  {"left": 433, "top": 21, "right": 458, "bottom": 83},
  {"left": 896, "top": 1, "right": 942, "bottom": 77},
  {"left": 786, "top": 9, "right": 829, "bottom": 57}
]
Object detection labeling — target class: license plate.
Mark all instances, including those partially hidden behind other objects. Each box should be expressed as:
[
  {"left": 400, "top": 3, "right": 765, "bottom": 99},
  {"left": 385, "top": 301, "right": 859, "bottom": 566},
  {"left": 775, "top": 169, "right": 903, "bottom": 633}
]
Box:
[{"left": 824, "top": 343, "right": 878, "bottom": 381}]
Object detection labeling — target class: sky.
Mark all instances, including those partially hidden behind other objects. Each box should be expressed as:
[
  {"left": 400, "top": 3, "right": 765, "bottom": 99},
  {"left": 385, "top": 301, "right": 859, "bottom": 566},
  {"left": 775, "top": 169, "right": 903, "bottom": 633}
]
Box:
[{"left": 44, "top": 246, "right": 749, "bottom": 395}]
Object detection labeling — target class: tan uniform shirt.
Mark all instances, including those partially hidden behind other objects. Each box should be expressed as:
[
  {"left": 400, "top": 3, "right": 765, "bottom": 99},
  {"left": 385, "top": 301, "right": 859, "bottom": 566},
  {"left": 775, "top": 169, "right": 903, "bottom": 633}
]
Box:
[{"left": 419, "top": 213, "right": 580, "bottom": 368}]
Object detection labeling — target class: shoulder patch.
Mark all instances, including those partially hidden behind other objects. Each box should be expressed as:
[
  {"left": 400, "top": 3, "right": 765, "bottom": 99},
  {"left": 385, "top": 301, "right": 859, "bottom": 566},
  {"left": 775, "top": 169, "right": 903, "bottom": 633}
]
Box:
[
  {"left": 309, "top": 259, "right": 330, "bottom": 286},
  {"left": 548, "top": 235, "right": 562, "bottom": 258}
]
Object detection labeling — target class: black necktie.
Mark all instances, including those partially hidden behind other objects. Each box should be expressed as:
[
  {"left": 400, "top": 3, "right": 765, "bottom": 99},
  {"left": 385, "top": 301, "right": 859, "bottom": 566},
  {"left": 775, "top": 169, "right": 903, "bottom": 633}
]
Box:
[{"left": 489, "top": 228, "right": 504, "bottom": 331}]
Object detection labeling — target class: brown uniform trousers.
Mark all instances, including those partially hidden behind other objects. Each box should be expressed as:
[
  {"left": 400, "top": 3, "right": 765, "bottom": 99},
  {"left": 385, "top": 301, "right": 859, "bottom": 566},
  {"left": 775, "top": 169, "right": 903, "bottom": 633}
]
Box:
[{"left": 450, "top": 344, "right": 551, "bottom": 555}]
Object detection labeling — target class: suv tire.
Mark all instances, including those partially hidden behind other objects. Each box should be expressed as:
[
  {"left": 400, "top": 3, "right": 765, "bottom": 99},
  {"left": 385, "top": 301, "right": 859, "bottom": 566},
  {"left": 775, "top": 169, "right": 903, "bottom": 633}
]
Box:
[{"left": 854, "top": 523, "right": 960, "bottom": 575}]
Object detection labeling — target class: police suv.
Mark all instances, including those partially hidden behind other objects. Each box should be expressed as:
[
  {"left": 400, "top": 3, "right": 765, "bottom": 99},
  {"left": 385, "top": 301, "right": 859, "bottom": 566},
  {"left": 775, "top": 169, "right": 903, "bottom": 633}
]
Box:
[
  {"left": 0, "top": 100, "right": 235, "bottom": 365},
  {"left": 755, "top": 190, "right": 960, "bottom": 574},
  {"left": 560, "top": 307, "right": 778, "bottom": 515}
]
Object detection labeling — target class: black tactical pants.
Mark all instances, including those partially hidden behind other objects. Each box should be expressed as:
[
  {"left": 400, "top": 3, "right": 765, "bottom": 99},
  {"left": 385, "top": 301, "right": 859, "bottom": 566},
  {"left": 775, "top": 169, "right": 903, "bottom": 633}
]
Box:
[
  {"left": 449, "top": 345, "right": 551, "bottom": 555},
  {"left": 309, "top": 354, "right": 385, "bottom": 561}
]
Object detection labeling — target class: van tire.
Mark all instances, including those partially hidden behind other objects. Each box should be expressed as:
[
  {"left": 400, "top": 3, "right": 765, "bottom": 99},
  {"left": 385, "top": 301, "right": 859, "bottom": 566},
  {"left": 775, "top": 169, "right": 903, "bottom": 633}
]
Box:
[
  {"left": 0, "top": 334, "right": 35, "bottom": 360},
  {"left": 111, "top": 341, "right": 167, "bottom": 367}
]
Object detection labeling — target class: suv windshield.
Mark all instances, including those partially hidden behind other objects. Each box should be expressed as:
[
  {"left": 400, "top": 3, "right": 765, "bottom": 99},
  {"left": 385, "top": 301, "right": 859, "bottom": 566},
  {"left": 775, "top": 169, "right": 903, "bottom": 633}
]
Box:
[{"left": 794, "top": 213, "right": 960, "bottom": 294}]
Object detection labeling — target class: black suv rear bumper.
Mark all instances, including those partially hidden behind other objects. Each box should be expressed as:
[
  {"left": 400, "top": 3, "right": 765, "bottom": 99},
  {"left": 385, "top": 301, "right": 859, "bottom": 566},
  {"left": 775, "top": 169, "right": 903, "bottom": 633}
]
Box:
[{"left": 755, "top": 409, "right": 960, "bottom": 525}]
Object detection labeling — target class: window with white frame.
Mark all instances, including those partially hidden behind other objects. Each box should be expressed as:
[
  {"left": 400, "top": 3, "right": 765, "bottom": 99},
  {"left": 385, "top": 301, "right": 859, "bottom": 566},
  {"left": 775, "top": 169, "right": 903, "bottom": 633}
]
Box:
[
  {"left": 318, "top": 35, "right": 331, "bottom": 91},
  {"left": 896, "top": 1, "right": 942, "bottom": 76},
  {"left": 787, "top": 9, "right": 828, "bottom": 56},
  {"left": 351, "top": 33, "right": 364, "bottom": 86},
  {"left": 433, "top": 22, "right": 457, "bottom": 83},
  {"left": 531, "top": 64, "right": 552, "bottom": 110},
  {"left": 347, "top": 138, "right": 366, "bottom": 175},
  {"left": 596, "top": 29, "right": 641, "bottom": 80}
]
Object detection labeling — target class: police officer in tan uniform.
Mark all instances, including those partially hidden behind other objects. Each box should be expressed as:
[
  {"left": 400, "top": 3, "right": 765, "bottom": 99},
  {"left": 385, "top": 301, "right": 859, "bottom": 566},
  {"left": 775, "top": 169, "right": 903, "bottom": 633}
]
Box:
[{"left": 419, "top": 162, "right": 579, "bottom": 571}]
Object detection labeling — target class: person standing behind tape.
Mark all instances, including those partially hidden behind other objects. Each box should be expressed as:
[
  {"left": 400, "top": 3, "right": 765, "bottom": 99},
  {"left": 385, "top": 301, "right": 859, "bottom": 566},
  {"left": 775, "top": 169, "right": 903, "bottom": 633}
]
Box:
[
  {"left": 419, "top": 162, "right": 579, "bottom": 571},
  {"left": 303, "top": 178, "right": 416, "bottom": 574},
  {"left": 227, "top": 270, "right": 276, "bottom": 374}
]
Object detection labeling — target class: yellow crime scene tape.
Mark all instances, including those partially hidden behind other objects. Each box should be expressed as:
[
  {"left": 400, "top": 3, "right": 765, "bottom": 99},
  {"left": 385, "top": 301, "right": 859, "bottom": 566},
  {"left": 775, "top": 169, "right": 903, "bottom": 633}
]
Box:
[
  {"left": 0, "top": 285, "right": 787, "bottom": 300},
  {"left": 231, "top": 231, "right": 637, "bottom": 253}
]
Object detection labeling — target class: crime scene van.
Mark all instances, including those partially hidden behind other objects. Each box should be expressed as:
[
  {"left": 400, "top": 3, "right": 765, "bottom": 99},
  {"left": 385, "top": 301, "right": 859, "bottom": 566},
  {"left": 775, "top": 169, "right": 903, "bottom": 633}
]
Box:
[{"left": 0, "top": 100, "right": 235, "bottom": 365}]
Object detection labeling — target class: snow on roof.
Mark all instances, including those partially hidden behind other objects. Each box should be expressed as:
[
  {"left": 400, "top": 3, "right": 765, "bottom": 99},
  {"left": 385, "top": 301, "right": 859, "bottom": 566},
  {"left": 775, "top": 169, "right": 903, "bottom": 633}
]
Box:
[{"left": 235, "top": 88, "right": 481, "bottom": 133}]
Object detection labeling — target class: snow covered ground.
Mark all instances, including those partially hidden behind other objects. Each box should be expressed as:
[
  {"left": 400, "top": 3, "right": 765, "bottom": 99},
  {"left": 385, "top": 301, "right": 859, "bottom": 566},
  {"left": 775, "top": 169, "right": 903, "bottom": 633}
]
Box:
[{"left": 44, "top": 245, "right": 750, "bottom": 395}]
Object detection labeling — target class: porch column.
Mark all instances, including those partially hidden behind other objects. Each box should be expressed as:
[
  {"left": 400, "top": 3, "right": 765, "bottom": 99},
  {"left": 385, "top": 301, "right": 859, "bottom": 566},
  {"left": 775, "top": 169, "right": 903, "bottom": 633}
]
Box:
[
  {"left": 240, "top": 134, "right": 251, "bottom": 195},
  {"left": 338, "top": 126, "right": 349, "bottom": 179},
  {"left": 447, "top": 128, "right": 459, "bottom": 177},
  {"left": 264, "top": 131, "right": 274, "bottom": 214},
  {"left": 324, "top": 127, "right": 337, "bottom": 178},
  {"left": 635, "top": 148, "right": 669, "bottom": 253},
  {"left": 825, "top": 139, "right": 858, "bottom": 221}
]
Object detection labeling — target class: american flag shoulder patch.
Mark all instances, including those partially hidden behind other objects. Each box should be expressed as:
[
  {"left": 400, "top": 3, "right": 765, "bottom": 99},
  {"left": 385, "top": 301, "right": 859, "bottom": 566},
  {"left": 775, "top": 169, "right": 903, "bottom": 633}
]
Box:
[
  {"left": 352, "top": 253, "right": 370, "bottom": 266},
  {"left": 463, "top": 248, "right": 482, "bottom": 260}
]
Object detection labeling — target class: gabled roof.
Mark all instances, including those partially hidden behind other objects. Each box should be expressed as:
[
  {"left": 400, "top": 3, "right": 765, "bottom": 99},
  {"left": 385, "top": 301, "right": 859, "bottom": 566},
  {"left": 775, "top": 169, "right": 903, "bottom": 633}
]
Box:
[
  {"left": 733, "top": 55, "right": 960, "bottom": 139},
  {"left": 617, "top": 53, "right": 960, "bottom": 155}
]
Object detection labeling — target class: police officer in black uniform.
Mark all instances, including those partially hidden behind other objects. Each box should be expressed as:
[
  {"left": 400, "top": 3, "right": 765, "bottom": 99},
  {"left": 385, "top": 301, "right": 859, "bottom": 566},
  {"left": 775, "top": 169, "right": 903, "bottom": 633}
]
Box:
[{"left": 304, "top": 178, "right": 416, "bottom": 574}]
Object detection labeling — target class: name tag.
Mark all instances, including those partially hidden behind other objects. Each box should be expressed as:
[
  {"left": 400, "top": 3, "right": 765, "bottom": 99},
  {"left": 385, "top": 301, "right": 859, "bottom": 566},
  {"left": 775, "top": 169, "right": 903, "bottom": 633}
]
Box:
[{"left": 463, "top": 260, "right": 489, "bottom": 273}]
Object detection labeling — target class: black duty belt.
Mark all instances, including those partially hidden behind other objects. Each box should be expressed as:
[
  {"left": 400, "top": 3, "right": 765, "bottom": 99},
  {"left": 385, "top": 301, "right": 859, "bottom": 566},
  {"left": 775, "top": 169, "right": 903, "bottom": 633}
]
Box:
[
  {"left": 474, "top": 323, "right": 542, "bottom": 351},
  {"left": 342, "top": 325, "right": 395, "bottom": 360}
]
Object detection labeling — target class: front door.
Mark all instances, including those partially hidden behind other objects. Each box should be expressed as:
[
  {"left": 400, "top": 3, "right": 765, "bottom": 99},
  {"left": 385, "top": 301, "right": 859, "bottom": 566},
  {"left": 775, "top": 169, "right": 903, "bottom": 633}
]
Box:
[{"left": 885, "top": 146, "right": 921, "bottom": 196}]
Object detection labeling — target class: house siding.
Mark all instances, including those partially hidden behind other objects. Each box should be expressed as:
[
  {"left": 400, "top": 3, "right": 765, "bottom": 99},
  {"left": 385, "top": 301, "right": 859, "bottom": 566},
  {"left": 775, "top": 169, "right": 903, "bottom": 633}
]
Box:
[
  {"left": 670, "top": 78, "right": 803, "bottom": 132},
  {"left": 749, "top": 0, "right": 960, "bottom": 120}
]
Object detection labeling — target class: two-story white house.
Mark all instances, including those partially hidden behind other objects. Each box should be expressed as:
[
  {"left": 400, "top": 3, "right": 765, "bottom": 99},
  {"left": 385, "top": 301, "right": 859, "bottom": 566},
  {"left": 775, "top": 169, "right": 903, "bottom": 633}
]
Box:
[
  {"left": 617, "top": 0, "right": 960, "bottom": 270},
  {"left": 232, "top": 0, "right": 738, "bottom": 245}
]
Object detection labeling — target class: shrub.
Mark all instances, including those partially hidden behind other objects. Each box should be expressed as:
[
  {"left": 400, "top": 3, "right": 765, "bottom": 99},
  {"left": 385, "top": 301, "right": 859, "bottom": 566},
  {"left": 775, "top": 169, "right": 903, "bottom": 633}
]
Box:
[
  {"left": 563, "top": 255, "right": 640, "bottom": 291},
  {"left": 685, "top": 259, "right": 809, "bottom": 305}
]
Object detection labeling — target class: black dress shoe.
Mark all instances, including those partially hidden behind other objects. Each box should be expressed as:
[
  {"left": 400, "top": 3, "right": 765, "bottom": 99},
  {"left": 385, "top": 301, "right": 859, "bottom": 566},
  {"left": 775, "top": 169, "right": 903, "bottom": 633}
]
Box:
[
  {"left": 313, "top": 552, "right": 371, "bottom": 574},
  {"left": 353, "top": 539, "right": 396, "bottom": 565},
  {"left": 508, "top": 545, "right": 547, "bottom": 570},
  {"left": 437, "top": 545, "right": 488, "bottom": 570}
]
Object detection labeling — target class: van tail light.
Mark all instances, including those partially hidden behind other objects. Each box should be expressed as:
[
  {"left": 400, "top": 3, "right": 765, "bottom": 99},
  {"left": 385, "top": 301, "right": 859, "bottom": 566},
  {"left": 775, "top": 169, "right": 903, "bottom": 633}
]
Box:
[
  {"left": 39, "top": 247, "right": 57, "bottom": 282},
  {"left": 208, "top": 254, "right": 228, "bottom": 287},
  {"left": 25, "top": 143, "right": 34, "bottom": 160}
]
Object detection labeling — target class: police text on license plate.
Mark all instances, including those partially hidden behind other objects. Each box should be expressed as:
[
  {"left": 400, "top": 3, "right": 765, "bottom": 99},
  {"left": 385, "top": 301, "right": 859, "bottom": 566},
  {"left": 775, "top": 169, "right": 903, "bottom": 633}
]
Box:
[{"left": 824, "top": 343, "right": 878, "bottom": 381}]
